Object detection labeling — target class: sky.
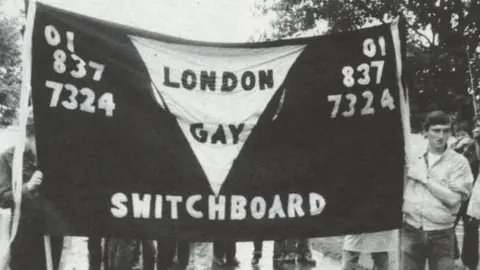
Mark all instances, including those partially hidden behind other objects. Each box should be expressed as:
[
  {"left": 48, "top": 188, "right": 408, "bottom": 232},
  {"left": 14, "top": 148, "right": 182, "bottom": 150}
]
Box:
[
  {"left": 1, "top": 0, "right": 444, "bottom": 45},
  {"left": 2, "top": 0, "right": 270, "bottom": 42}
]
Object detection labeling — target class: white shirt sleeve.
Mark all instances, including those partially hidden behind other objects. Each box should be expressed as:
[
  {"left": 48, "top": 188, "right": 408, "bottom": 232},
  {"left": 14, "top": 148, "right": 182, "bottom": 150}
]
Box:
[{"left": 467, "top": 175, "right": 480, "bottom": 219}]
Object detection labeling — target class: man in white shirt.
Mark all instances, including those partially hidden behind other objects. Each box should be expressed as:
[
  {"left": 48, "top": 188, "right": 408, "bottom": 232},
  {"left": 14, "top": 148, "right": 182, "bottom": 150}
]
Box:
[{"left": 402, "top": 110, "right": 473, "bottom": 270}]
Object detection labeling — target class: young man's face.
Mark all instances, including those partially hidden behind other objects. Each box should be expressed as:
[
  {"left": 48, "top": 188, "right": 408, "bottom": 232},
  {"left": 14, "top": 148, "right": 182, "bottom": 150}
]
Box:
[{"left": 426, "top": 124, "right": 451, "bottom": 152}]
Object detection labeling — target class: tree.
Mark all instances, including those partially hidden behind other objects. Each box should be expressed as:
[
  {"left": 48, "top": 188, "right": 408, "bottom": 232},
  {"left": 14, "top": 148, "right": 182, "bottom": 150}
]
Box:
[
  {"left": 254, "top": 0, "right": 480, "bottom": 126},
  {"left": 0, "top": 0, "right": 23, "bottom": 127}
]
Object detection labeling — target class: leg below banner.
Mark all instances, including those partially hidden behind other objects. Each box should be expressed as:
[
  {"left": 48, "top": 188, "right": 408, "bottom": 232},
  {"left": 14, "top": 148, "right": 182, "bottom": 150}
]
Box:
[
  {"left": 88, "top": 237, "right": 102, "bottom": 270},
  {"left": 252, "top": 240, "right": 262, "bottom": 265},
  {"left": 10, "top": 220, "right": 48, "bottom": 270},
  {"left": 462, "top": 217, "right": 479, "bottom": 269},
  {"left": 177, "top": 241, "right": 190, "bottom": 266},
  {"left": 401, "top": 224, "right": 427, "bottom": 270},
  {"left": 426, "top": 228, "right": 455, "bottom": 270}
]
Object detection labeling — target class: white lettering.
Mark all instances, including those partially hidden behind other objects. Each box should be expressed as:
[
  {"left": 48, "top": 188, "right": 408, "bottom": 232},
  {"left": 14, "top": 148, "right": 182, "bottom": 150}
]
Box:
[
  {"left": 155, "top": 195, "right": 163, "bottom": 218},
  {"left": 186, "top": 195, "right": 203, "bottom": 219},
  {"left": 309, "top": 193, "right": 326, "bottom": 216},
  {"left": 166, "top": 195, "right": 183, "bottom": 219},
  {"left": 109, "top": 192, "right": 326, "bottom": 220},
  {"left": 230, "top": 195, "right": 247, "bottom": 220},
  {"left": 209, "top": 195, "right": 226, "bottom": 220},
  {"left": 111, "top": 192, "right": 128, "bottom": 218},
  {"left": 268, "top": 194, "right": 286, "bottom": 219},
  {"left": 251, "top": 196, "right": 267, "bottom": 219},
  {"left": 288, "top": 193, "right": 305, "bottom": 218},
  {"left": 132, "top": 193, "right": 152, "bottom": 218}
]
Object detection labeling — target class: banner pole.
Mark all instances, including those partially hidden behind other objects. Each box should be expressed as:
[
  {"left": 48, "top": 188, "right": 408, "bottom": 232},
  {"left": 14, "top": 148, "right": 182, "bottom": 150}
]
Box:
[
  {"left": 390, "top": 17, "right": 407, "bottom": 270},
  {"left": 44, "top": 236, "right": 53, "bottom": 270},
  {"left": 0, "top": 0, "right": 36, "bottom": 269}
]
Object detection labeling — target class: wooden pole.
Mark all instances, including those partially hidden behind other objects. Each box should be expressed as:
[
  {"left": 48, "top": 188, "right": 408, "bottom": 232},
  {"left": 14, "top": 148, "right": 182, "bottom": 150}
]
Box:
[{"left": 44, "top": 236, "right": 53, "bottom": 270}]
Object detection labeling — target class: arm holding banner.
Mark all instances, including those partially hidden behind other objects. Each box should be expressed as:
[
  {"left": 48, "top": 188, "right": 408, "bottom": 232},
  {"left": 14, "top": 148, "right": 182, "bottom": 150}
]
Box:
[
  {"left": 426, "top": 159, "right": 473, "bottom": 209},
  {"left": 0, "top": 149, "right": 40, "bottom": 209}
]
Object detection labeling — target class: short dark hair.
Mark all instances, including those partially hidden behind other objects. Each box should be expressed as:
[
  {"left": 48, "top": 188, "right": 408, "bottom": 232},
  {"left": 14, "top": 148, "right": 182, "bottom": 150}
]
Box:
[{"left": 423, "top": 110, "right": 451, "bottom": 130}]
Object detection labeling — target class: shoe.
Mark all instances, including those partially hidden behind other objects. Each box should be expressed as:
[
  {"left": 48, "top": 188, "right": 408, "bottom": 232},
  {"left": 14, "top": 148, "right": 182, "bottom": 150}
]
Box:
[
  {"left": 213, "top": 257, "right": 226, "bottom": 267},
  {"left": 283, "top": 253, "right": 296, "bottom": 264},
  {"left": 226, "top": 258, "right": 240, "bottom": 267},
  {"left": 298, "top": 251, "right": 316, "bottom": 265}
]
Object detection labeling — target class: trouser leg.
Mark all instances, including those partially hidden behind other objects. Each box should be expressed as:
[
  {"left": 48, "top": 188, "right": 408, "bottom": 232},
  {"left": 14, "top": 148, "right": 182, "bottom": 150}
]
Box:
[
  {"left": 50, "top": 236, "right": 63, "bottom": 270},
  {"left": 401, "top": 224, "right": 427, "bottom": 270},
  {"left": 177, "top": 241, "right": 190, "bottom": 266},
  {"left": 213, "top": 241, "right": 225, "bottom": 259},
  {"left": 88, "top": 237, "right": 102, "bottom": 270},
  {"left": 426, "top": 227, "right": 455, "bottom": 270},
  {"left": 273, "top": 240, "right": 285, "bottom": 259},
  {"left": 253, "top": 241, "right": 262, "bottom": 258},
  {"left": 225, "top": 241, "right": 236, "bottom": 262},
  {"left": 461, "top": 216, "right": 479, "bottom": 269},
  {"left": 10, "top": 220, "right": 47, "bottom": 270},
  {"left": 156, "top": 238, "right": 175, "bottom": 269},
  {"left": 142, "top": 240, "right": 155, "bottom": 270},
  {"left": 297, "top": 238, "right": 311, "bottom": 255}
]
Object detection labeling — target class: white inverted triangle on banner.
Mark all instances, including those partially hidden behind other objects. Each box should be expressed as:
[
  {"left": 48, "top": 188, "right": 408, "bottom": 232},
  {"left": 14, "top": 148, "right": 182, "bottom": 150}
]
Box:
[{"left": 130, "top": 36, "right": 306, "bottom": 195}]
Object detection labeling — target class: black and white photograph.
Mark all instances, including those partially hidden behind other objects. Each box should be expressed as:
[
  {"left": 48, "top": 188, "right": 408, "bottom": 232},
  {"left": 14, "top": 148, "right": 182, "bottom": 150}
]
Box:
[{"left": 0, "top": 0, "right": 479, "bottom": 269}]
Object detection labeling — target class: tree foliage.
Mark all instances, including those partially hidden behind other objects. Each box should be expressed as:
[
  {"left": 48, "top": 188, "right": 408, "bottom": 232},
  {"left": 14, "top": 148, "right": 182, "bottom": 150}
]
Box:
[
  {"left": 0, "top": 0, "right": 23, "bottom": 126},
  {"left": 255, "top": 0, "right": 480, "bottom": 129}
]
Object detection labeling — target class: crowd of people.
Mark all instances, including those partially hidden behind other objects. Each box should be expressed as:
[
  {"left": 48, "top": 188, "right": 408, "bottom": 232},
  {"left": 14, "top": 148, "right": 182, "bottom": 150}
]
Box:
[{"left": 3, "top": 109, "right": 480, "bottom": 270}]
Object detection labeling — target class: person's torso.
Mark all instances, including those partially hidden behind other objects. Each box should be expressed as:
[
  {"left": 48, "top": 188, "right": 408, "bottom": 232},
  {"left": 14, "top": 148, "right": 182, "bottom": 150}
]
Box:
[{"left": 403, "top": 150, "right": 465, "bottom": 230}]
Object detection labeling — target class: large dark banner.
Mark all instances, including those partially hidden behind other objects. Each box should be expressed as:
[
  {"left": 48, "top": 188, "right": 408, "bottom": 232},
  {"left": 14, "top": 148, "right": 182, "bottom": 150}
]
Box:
[{"left": 29, "top": 3, "right": 407, "bottom": 240}]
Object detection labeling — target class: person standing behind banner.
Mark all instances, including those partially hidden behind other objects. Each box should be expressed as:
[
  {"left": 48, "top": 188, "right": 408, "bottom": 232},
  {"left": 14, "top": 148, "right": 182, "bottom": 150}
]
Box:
[
  {"left": 0, "top": 118, "right": 63, "bottom": 270},
  {"left": 341, "top": 230, "right": 397, "bottom": 270},
  {"left": 251, "top": 240, "right": 263, "bottom": 265},
  {"left": 156, "top": 239, "right": 190, "bottom": 269},
  {"left": 451, "top": 120, "right": 479, "bottom": 270},
  {"left": 176, "top": 240, "right": 190, "bottom": 267},
  {"left": 88, "top": 237, "right": 106, "bottom": 270},
  {"left": 402, "top": 110, "right": 473, "bottom": 270},
  {"left": 213, "top": 240, "right": 239, "bottom": 267}
]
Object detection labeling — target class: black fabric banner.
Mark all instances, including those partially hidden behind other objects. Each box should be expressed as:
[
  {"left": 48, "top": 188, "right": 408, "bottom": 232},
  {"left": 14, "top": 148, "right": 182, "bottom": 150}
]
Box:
[{"left": 29, "top": 3, "right": 407, "bottom": 241}]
